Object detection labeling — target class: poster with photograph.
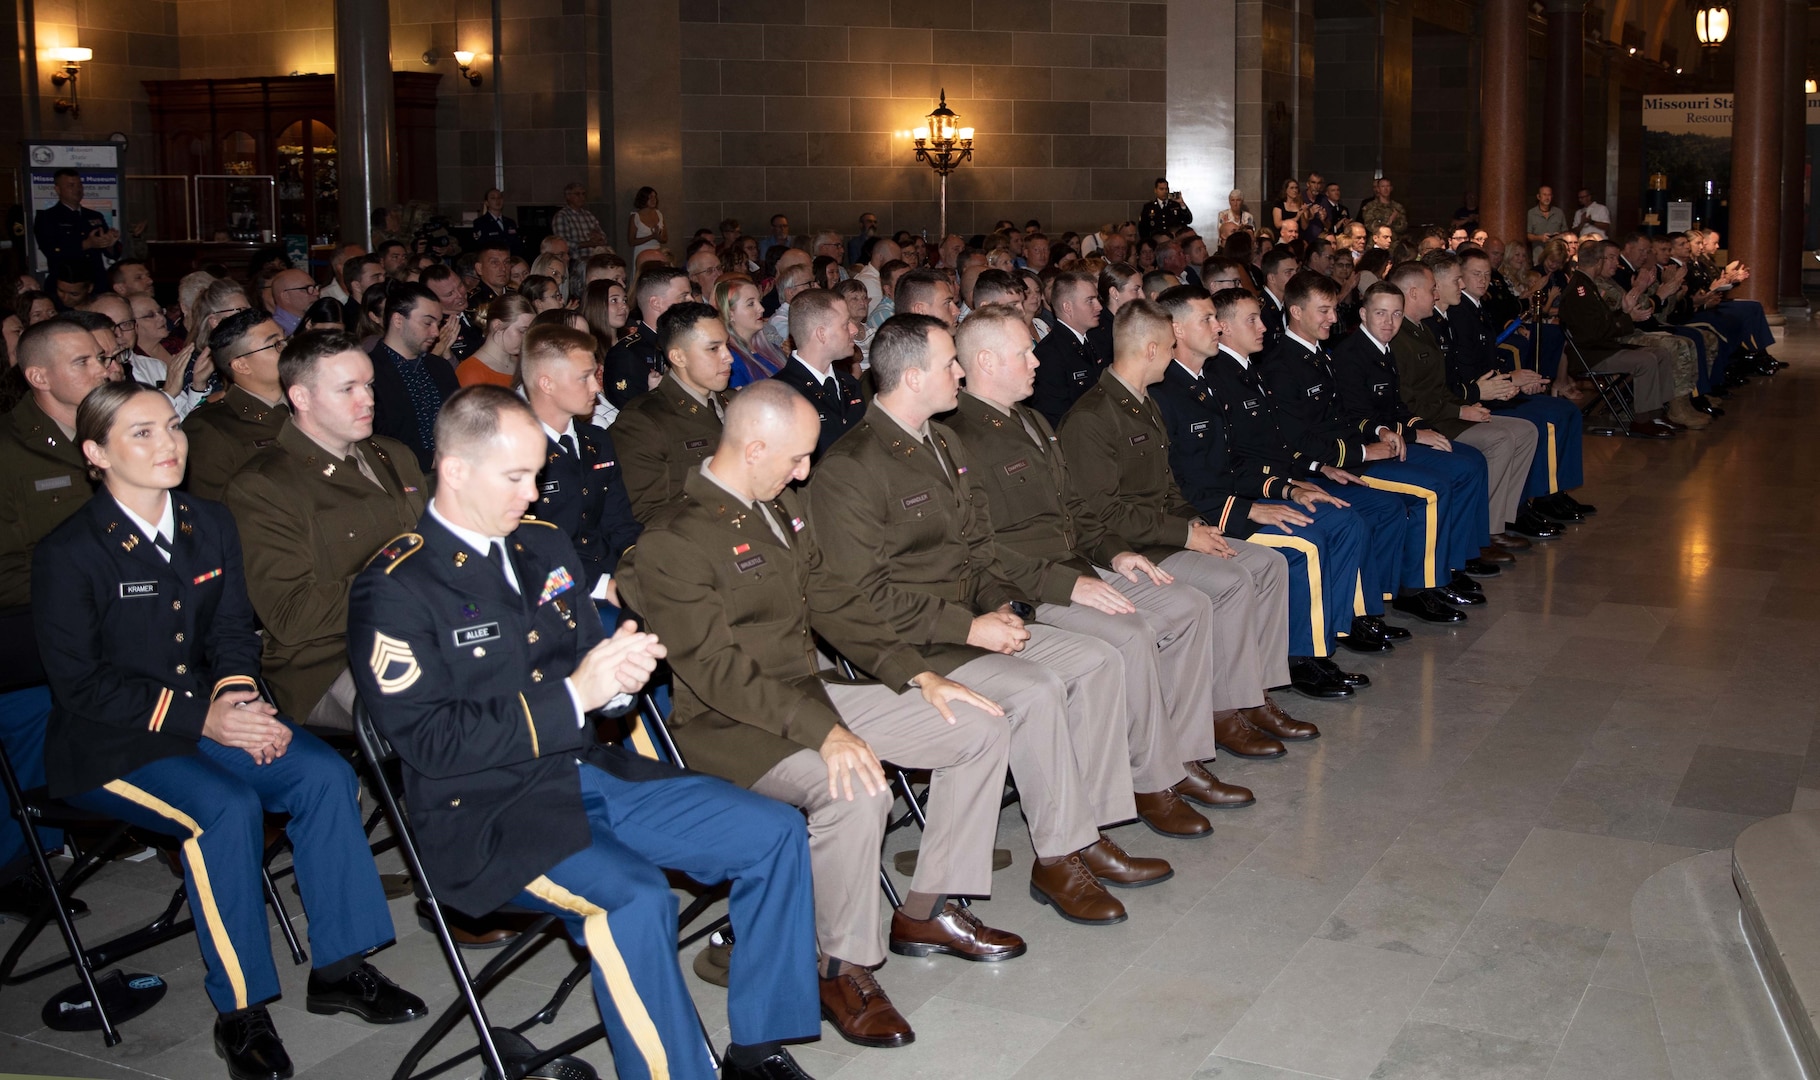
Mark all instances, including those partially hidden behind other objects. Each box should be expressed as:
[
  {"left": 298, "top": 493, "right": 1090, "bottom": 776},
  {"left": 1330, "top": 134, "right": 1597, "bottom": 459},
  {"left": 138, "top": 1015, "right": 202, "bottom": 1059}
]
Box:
[
  {"left": 1642, "top": 94, "right": 1820, "bottom": 247},
  {"left": 22, "top": 140, "right": 124, "bottom": 274}
]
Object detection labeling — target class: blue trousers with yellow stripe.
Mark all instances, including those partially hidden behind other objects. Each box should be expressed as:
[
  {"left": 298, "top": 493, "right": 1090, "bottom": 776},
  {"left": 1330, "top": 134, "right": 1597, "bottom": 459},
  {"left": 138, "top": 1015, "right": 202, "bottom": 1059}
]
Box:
[
  {"left": 66, "top": 724, "right": 395, "bottom": 1014},
  {"left": 1246, "top": 501, "right": 1367, "bottom": 657},
  {"left": 0, "top": 688, "right": 61, "bottom": 879},
  {"left": 515, "top": 762, "right": 818, "bottom": 1080},
  {"left": 1342, "top": 446, "right": 1486, "bottom": 590},
  {"left": 1495, "top": 396, "right": 1584, "bottom": 499}
]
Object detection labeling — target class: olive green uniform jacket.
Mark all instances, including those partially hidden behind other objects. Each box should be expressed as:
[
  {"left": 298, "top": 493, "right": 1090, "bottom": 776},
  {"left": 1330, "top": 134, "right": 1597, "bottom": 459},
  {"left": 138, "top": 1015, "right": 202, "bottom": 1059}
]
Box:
[
  {"left": 1055, "top": 370, "right": 1198, "bottom": 562},
  {"left": 611, "top": 374, "right": 728, "bottom": 521},
  {"left": 0, "top": 396, "right": 93, "bottom": 606},
  {"left": 182, "top": 386, "right": 289, "bottom": 501}
]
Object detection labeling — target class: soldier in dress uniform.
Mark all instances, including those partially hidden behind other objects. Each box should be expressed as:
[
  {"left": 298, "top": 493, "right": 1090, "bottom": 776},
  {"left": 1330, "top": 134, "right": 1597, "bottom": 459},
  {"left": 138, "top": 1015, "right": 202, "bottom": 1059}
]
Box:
[
  {"left": 810, "top": 315, "right": 1173, "bottom": 928},
  {"left": 604, "top": 266, "right": 692, "bottom": 409},
  {"left": 182, "top": 311, "right": 290, "bottom": 501},
  {"left": 1256, "top": 248, "right": 1297, "bottom": 354},
  {"left": 1028, "top": 271, "right": 1108, "bottom": 425},
  {"left": 770, "top": 290, "right": 865, "bottom": 457},
  {"left": 348, "top": 385, "right": 823, "bottom": 1080},
  {"left": 223, "top": 330, "right": 428, "bottom": 727},
  {"left": 37, "top": 382, "right": 425, "bottom": 1080},
  {"left": 613, "top": 305, "right": 734, "bottom": 520},
  {"left": 945, "top": 303, "right": 1260, "bottom": 831},
  {"left": 622, "top": 381, "right": 1021, "bottom": 1050},
  {"left": 519, "top": 324, "right": 642, "bottom": 610}
]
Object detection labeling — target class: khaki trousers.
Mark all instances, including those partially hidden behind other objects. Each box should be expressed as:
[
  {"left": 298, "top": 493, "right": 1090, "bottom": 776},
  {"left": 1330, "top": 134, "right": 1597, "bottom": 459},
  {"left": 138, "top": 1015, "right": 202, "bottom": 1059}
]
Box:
[
  {"left": 1455, "top": 415, "right": 1538, "bottom": 534},
  {"left": 1591, "top": 346, "right": 1674, "bottom": 412},
  {"left": 1158, "top": 542, "right": 1291, "bottom": 709},
  {"left": 750, "top": 682, "right": 1010, "bottom": 968},
  {"left": 305, "top": 667, "right": 358, "bottom": 731},
  {"left": 1036, "top": 572, "right": 1218, "bottom": 791}
]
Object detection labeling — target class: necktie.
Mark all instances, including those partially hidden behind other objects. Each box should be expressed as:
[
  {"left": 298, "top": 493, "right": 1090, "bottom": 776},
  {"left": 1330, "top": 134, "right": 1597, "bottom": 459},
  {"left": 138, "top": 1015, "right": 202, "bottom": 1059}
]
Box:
[
  {"left": 922, "top": 435, "right": 952, "bottom": 485},
  {"left": 710, "top": 393, "right": 725, "bottom": 422},
  {"left": 757, "top": 501, "right": 791, "bottom": 547},
  {"left": 559, "top": 433, "right": 577, "bottom": 458},
  {"left": 487, "top": 541, "right": 519, "bottom": 594},
  {"left": 153, "top": 536, "right": 173, "bottom": 563},
  {"left": 1014, "top": 409, "right": 1048, "bottom": 455},
  {"left": 822, "top": 375, "right": 839, "bottom": 403}
]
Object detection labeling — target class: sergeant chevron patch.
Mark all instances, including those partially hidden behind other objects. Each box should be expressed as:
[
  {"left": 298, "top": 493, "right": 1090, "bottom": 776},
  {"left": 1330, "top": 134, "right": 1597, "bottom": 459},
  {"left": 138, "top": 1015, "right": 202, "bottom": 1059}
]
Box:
[{"left": 370, "top": 632, "right": 421, "bottom": 694}]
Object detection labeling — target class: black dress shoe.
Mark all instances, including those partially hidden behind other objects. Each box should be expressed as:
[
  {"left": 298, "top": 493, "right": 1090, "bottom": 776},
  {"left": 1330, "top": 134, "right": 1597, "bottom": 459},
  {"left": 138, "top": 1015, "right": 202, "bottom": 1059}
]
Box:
[
  {"left": 1462, "top": 558, "right": 1503, "bottom": 578},
  {"left": 0, "top": 873, "right": 88, "bottom": 922},
  {"left": 723, "top": 1046, "right": 817, "bottom": 1079},
  {"left": 1530, "top": 494, "right": 1583, "bottom": 524},
  {"left": 1505, "top": 511, "right": 1563, "bottom": 540},
  {"left": 1448, "top": 571, "right": 1485, "bottom": 599},
  {"left": 1434, "top": 583, "right": 1485, "bottom": 607},
  {"left": 1567, "top": 496, "right": 1597, "bottom": 515},
  {"left": 1391, "top": 591, "right": 1467, "bottom": 623},
  {"left": 1627, "top": 420, "right": 1676, "bottom": 438},
  {"left": 1287, "top": 657, "right": 1354, "bottom": 699},
  {"left": 1362, "top": 615, "right": 1411, "bottom": 640},
  {"left": 305, "top": 963, "right": 427, "bottom": 1025},
  {"left": 1690, "top": 394, "right": 1724, "bottom": 417},
  {"left": 1311, "top": 656, "right": 1369, "bottom": 688},
  {"left": 215, "top": 1007, "right": 293, "bottom": 1080},
  {"left": 1340, "top": 616, "right": 1394, "bottom": 652}
]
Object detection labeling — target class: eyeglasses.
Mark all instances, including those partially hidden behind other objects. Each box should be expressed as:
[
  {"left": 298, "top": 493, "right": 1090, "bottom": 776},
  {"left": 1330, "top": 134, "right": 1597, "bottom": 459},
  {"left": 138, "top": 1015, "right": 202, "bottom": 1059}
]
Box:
[
  {"left": 104, "top": 347, "right": 133, "bottom": 366},
  {"left": 229, "top": 340, "right": 284, "bottom": 364},
  {"left": 281, "top": 283, "right": 321, "bottom": 296}
]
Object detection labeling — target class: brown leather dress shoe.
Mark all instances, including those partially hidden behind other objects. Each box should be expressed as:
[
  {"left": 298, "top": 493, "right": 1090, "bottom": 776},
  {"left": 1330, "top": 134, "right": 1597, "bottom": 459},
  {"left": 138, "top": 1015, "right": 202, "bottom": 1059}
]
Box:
[
  {"left": 1079, "top": 835, "right": 1174, "bottom": 887},
  {"left": 820, "top": 968, "right": 914, "bottom": 1047},
  {"left": 889, "top": 902, "right": 1026, "bottom": 962},
  {"left": 1492, "top": 533, "right": 1532, "bottom": 552},
  {"left": 1134, "top": 789, "right": 1213, "bottom": 839},
  {"left": 1214, "top": 709, "right": 1287, "bottom": 759},
  {"left": 1029, "top": 853, "right": 1130, "bottom": 923},
  {"left": 1477, "top": 545, "right": 1516, "bottom": 563},
  {"left": 416, "top": 899, "right": 521, "bottom": 949},
  {"left": 1244, "top": 697, "right": 1320, "bottom": 741},
  {"left": 1173, "top": 761, "right": 1256, "bottom": 809}
]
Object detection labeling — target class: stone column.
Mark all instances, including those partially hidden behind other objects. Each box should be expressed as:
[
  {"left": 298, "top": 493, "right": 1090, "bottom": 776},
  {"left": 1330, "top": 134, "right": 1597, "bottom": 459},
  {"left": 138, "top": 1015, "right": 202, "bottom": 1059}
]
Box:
[
  {"left": 1542, "top": 0, "right": 1585, "bottom": 210},
  {"left": 1778, "top": 0, "right": 1807, "bottom": 312},
  {"left": 1169, "top": 0, "right": 1238, "bottom": 214},
  {"left": 1731, "top": 0, "right": 1786, "bottom": 306},
  {"left": 1479, "top": 0, "right": 1528, "bottom": 248},
  {"left": 334, "top": 0, "right": 395, "bottom": 250}
]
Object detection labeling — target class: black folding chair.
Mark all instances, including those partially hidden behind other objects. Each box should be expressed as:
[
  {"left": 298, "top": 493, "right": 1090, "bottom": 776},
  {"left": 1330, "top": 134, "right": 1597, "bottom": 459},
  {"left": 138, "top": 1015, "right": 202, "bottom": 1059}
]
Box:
[
  {"left": 1559, "top": 325, "right": 1635, "bottom": 436},
  {"left": 0, "top": 737, "right": 306, "bottom": 1048}
]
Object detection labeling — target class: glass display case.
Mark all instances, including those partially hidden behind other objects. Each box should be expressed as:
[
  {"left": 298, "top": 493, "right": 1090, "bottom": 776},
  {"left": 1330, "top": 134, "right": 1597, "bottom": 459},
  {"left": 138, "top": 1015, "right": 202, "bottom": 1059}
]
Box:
[{"left": 194, "top": 175, "right": 277, "bottom": 243}]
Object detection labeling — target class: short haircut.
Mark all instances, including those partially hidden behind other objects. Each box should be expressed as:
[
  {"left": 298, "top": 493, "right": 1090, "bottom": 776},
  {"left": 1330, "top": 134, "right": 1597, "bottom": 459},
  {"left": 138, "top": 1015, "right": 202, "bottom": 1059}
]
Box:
[
  {"left": 634, "top": 265, "right": 690, "bottom": 307},
  {"left": 520, "top": 324, "right": 597, "bottom": 384},
  {"left": 893, "top": 267, "right": 948, "bottom": 311},
  {"left": 475, "top": 239, "right": 511, "bottom": 257},
  {"left": 1051, "top": 269, "right": 1097, "bottom": 308},
  {"left": 1112, "top": 297, "right": 1173, "bottom": 358},
  {"left": 53, "top": 167, "right": 80, "bottom": 182},
  {"left": 1283, "top": 270, "right": 1340, "bottom": 311},
  {"left": 1419, "top": 249, "right": 1462, "bottom": 277},
  {"left": 1260, "top": 246, "right": 1299, "bottom": 278},
  {"left": 343, "top": 253, "right": 382, "bottom": 285},
  {"left": 971, "top": 268, "right": 1022, "bottom": 306},
  {"left": 1459, "top": 247, "right": 1493, "bottom": 268},
  {"left": 834, "top": 277, "right": 870, "bottom": 307},
  {"left": 1141, "top": 269, "right": 1176, "bottom": 297},
  {"left": 435, "top": 384, "right": 538, "bottom": 463},
  {"left": 16, "top": 318, "right": 93, "bottom": 370},
  {"left": 419, "top": 263, "right": 458, "bottom": 289},
  {"left": 58, "top": 309, "right": 114, "bottom": 333},
  {"left": 1579, "top": 239, "right": 1614, "bottom": 262},
  {"left": 107, "top": 259, "right": 149, "bottom": 287},
  {"left": 656, "top": 300, "right": 722, "bottom": 356},
  {"left": 208, "top": 308, "right": 274, "bottom": 365},
  {"left": 383, "top": 281, "right": 439, "bottom": 328},
  {"left": 1154, "top": 282, "right": 1212, "bottom": 321},
  {"left": 869, "top": 313, "right": 945, "bottom": 393},
  {"left": 52, "top": 261, "right": 91, "bottom": 286},
  {"left": 278, "top": 329, "right": 366, "bottom": 395},
  {"left": 953, "top": 302, "right": 1028, "bottom": 371},
  {"left": 1362, "top": 280, "right": 1405, "bottom": 305},
  {"left": 376, "top": 238, "right": 406, "bottom": 257},
  {"left": 787, "top": 288, "right": 847, "bottom": 343},
  {"left": 1209, "top": 286, "right": 1258, "bottom": 323},
  {"left": 585, "top": 251, "right": 628, "bottom": 276},
  {"left": 1384, "top": 261, "right": 1432, "bottom": 291}
]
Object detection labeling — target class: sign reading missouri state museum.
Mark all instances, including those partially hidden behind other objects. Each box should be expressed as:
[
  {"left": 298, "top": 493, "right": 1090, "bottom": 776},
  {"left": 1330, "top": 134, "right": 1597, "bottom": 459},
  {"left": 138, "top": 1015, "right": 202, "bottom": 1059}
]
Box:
[{"left": 1643, "top": 93, "right": 1820, "bottom": 132}]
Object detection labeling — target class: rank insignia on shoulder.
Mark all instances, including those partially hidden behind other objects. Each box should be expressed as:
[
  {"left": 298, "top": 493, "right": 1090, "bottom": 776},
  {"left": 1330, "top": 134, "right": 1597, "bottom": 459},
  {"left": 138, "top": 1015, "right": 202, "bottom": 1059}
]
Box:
[
  {"left": 370, "top": 632, "right": 421, "bottom": 694},
  {"left": 367, "top": 532, "right": 425, "bottom": 573}
]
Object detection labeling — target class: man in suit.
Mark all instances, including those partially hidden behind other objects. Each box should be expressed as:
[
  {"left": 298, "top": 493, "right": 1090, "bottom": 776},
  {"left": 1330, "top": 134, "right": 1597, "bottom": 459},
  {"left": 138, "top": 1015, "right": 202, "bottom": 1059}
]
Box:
[
  {"left": 370, "top": 282, "right": 458, "bottom": 472},
  {"left": 519, "top": 325, "right": 642, "bottom": 610},
  {"left": 1029, "top": 270, "right": 1107, "bottom": 425},
  {"left": 182, "top": 310, "right": 290, "bottom": 501},
  {"left": 810, "top": 315, "right": 1171, "bottom": 927},
  {"left": 770, "top": 289, "right": 865, "bottom": 458},
  {"left": 225, "top": 330, "right": 426, "bottom": 730},
  {"left": 613, "top": 304, "right": 734, "bottom": 520},
  {"left": 946, "top": 304, "right": 1262, "bottom": 825},
  {"left": 349, "top": 385, "right": 823, "bottom": 1080},
  {"left": 605, "top": 266, "right": 693, "bottom": 409},
  {"left": 623, "top": 382, "right": 1020, "bottom": 1050}
]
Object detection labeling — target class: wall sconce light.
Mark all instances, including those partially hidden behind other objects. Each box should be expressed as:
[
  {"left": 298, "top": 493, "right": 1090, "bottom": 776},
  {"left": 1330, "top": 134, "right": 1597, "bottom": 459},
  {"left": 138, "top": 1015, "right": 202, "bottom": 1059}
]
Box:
[
  {"left": 47, "top": 46, "right": 91, "bottom": 117},
  {"left": 1806, "top": 78, "right": 1817, "bottom": 95},
  {"left": 1694, "top": 5, "right": 1729, "bottom": 48},
  {"left": 421, "top": 49, "right": 482, "bottom": 88}
]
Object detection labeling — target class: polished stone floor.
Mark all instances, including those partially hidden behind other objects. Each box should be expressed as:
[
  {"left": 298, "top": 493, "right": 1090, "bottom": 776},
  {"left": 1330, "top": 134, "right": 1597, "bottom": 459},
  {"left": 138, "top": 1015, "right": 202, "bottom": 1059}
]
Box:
[{"left": 6, "top": 324, "right": 1820, "bottom": 1080}]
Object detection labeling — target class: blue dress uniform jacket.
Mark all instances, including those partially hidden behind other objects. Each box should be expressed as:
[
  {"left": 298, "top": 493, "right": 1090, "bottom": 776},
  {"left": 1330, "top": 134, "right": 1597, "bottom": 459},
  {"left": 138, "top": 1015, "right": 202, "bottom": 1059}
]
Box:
[
  {"left": 602, "top": 322, "right": 662, "bottom": 409},
  {"left": 32, "top": 201, "right": 114, "bottom": 285},
  {"left": 346, "top": 515, "right": 679, "bottom": 918},
  {"left": 470, "top": 212, "right": 521, "bottom": 254},
  {"left": 1151, "top": 359, "right": 1289, "bottom": 539},
  {"left": 1258, "top": 335, "right": 1376, "bottom": 468},
  {"left": 1258, "top": 292, "right": 1288, "bottom": 355},
  {"left": 1330, "top": 329, "right": 1426, "bottom": 435},
  {"left": 531, "top": 423, "right": 642, "bottom": 595},
  {"left": 771, "top": 358, "right": 865, "bottom": 458},
  {"left": 34, "top": 492, "right": 262, "bottom": 798},
  {"left": 1204, "top": 348, "right": 1329, "bottom": 479},
  {"left": 1030, "top": 324, "right": 1107, "bottom": 427}
]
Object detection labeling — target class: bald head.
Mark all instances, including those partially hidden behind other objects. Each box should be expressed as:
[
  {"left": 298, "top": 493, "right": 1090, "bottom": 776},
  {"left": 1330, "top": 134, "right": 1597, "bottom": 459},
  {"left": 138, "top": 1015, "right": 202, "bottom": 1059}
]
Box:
[{"left": 712, "top": 380, "right": 821, "bottom": 501}]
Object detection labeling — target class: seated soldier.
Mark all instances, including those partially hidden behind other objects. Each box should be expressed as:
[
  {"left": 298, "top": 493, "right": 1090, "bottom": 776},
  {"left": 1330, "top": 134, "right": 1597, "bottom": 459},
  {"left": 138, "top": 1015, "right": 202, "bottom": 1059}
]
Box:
[
  {"left": 1612, "top": 233, "right": 1730, "bottom": 409},
  {"left": 810, "top": 315, "right": 1172, "bottom": 927},
  {"left": 519, "top": 324, "right": 642, "bottom": 615},
  {"left": 945, "top": 303, "right": 1259, "bottom": 833},
  {"left": 1554, "top": 245, "right": 1682, "bottom": 438},
  {"left": 1029, "top": 270, "right": 1109, "bottom": 425},
  {"left": 183, "top": 311, "right": 291, "bottom": 501},
  {"left": 770, "top": 289, "right": 865, "bottom": 458},
  {"left": 348, "top": 385, "right": 823, "bottom": 1080},
  {"left": 1056, "top": 300, "right": 1343, "bottom": 744},
  {"left": 623, "top": 381, "right": 1021, "bottom": 1050},
  {"left": 0, "top": 319, "right": 118, "bottom": 920},
  {"left": 1432, "top": 249, "right": 1595, "bottom": 528},
  {"left": 604, "top": 265, "right": 692, "bottom": 409},
  {"left": 38, "top": 381, "right": 426, "bottom": 1080},
  {"left": 1578, "top": 239, "right": 1708, "bottom": 431},
  {"left": 1150, "top": 284, "right": 1384, "bottom": 662},
  {"left": 613, "top": 303, "right": 733, "bottom": 521}
]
